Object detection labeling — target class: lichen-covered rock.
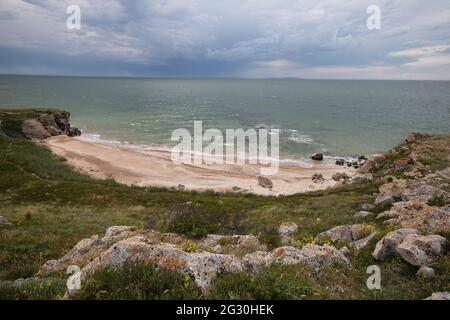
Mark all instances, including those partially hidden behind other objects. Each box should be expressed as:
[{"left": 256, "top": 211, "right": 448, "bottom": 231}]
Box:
[
  {"left": 278, "top": 222, "right": 298, "bottom": 235},
  {"left": 375, "top": 180, "right": 442, "bottom": 207},
  {"left": 314, "top": 224, "right": 374, "bottom": 245},
  {"left": 81, "top": 239, "right": 243, "bottom": 291},
  {"left": 396, "top": 234, "right": 447, "bottom": 267},
  {"left": 375, "top": 180, "right": 407, "bottom": 206},
  {"left": 314, "top": 225, "right": 353, "bottom": 243},
  {"left": 425, "top": 292, "right": 450, "bottom": 300},
  {"left": 273, "top": 244, "right": 351, "bottom": 269},
  {"left": 349, "top": 232, "right": 378, "bottom": 252},
  {"left": 40, "top": 226, "right": 134, "bottom": 274},
  {"left": 416, "top": 266, "right": 435, "bottom": 280},
  {"left": 376, "top": 201, "right": 450, "bottom": 234},
  {"left": 242, "top": 251, "right": 275, "bottom": 273},
  {"left": 372, "top": 228, "right": 419, "bottom": 260}
]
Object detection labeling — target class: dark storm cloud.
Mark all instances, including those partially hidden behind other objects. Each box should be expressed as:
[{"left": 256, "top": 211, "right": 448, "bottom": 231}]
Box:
[{"left": 0, "top": 0, "right": 449, "bottom": 79}]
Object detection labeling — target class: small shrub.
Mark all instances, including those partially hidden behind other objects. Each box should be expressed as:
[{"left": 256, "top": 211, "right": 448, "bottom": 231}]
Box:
[
  {"left": 76, "top": 263, "right": 201, "bottom": 300},
  {"left": 427, "top": 193, "right": 446, "bottom": 207},
  {"left": 258, "top": 227, "right": 281, "bottom": 249},
  {"left": 169, "top": 216, "right": 217, "bottom": 239},
  {"left": 0, "top": 277, "right": 66, "bottom": 300},
  {"left": 209, "top": 264, "right": 319, "bottom": 300}
]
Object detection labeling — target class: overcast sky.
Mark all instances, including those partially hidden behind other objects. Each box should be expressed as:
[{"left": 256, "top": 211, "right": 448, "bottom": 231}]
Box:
[{"left": 1, "top": 0, "right": 449, "bottom": 79}]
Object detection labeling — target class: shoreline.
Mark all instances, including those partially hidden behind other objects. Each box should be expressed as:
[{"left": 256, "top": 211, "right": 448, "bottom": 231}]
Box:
[{"left": 42, "top": 135, "right": 356, "bottom": 196}]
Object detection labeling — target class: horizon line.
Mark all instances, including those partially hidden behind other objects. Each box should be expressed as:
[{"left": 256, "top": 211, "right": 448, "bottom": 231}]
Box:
[{"left": 1, "top": 73, "right": 450, "bottom": 82}]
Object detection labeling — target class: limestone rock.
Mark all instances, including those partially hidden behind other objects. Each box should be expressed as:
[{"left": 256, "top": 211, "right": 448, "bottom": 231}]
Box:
[
  {"left": 396, "top": 234, "right": 447, "bottom": 267},
  {"left": 242, "top": 251, "right": 276, "bottom": 272},
  {"left": 314, "top": 224, "right": 374, "bottom": 245},
  {"left": 273, "top": 244, "right": 351, "bottom": 269},
  {"left": 40, "top": 226, "right": 134, "bottom": 274},
  {"left": 425, "top": 292, "right": 450, "bottom": 300},
  {"left": 81, "top": 239, "right": 243, "bottom": 291},
  {"left": 278, "top": 222, "right": 298, "bottom": 235},
  {"left": 372, "top": 228, "right": 419, "bottom": 261},
  {"left": 416, "top": 266, "right": 435, "bottom": 280},
  {"left": 375, "top": 179, "right": 407, "bottom": 206},
  {"left": 22, "top": 119, "right": 51, "bottom": 140},
  {"left": 258, "top": 176, "right": 273, "bottom": 188},
  {"left": 376, "top": 201, "right": 450, "bottom": 234},
  {"left": 349, "top": 232, "right": 378, "bottom": 252}
]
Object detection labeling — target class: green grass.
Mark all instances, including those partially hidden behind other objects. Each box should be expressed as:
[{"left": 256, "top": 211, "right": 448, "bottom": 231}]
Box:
[{"left": 0, "top": 109, "right": 449, "bottom": 300}]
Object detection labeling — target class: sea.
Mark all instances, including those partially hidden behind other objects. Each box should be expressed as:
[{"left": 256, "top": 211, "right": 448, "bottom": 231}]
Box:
[{"left": 1, "top": 75, "right": 449, "bottom": 164}]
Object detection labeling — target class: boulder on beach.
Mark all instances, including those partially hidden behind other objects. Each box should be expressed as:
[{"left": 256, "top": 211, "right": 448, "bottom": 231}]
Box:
[
  {"left": 312, "top": 173, "right": 324, "bottom": 183},
  {"left": 258, "top": 176, "right": 273, "bottom": 188}
]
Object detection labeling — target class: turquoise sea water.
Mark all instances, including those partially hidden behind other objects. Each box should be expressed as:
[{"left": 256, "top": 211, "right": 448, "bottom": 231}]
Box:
[{"left": 1, "top": 75, "right": 449, "bottom": 161}]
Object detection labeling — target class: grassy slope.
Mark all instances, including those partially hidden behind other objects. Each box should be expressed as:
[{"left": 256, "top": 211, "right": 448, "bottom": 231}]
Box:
[{"left": 0, "top": 110, "right": 449, "bottom": 300}]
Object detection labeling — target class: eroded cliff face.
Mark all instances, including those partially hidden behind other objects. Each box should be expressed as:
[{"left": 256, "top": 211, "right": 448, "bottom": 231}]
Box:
[{"left": 0, "top": 108, "right": 81, "bottom": 140}]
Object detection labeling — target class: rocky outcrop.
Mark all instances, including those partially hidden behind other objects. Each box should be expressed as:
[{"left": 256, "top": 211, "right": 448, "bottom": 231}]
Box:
[
  {"left": 272, "top": 244, "right": 351, "bottom": 269},
  {"left": 373, "top": 229, "right": 447, "bottom": 266},
  {"left": 258, "top": 176, "right": 273, "bottom": 189},
  {"left": 372, "top": 228, "right": 419, "bottom": 261},
  {"left": 376, "top": 201, "right": 450, "bottom": 234},
  {"left": 278, "top": 222, "right": 298, "bottom": 235},
  {"left": 41, "top": 225, "right": 353, "bottom": 296},
  {"left": 277, "top": 222, "right": 298, "bottom": 246},
  {"left": 22, "top": 119, "right": 51, "bottom": 140},
  {"left": 16, "top": 110, "right": 81, "bottom": 140},
  {"left": 396, "top": 234, "right": 447, "bottom": 267},
  {"left": 41, "top": 226, "right": 135, "bottom": 274},
  {"left": 314, "top": 224, "right": 377, "bottom": 252},
  {"left": 242, "top": 251, "right": 275, "bottom": 273},
  {"left": 314, "top": 224, "right": 375, "bottom": 244}
]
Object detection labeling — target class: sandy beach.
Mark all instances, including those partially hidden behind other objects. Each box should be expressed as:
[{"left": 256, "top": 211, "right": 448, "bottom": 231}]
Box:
[{"left": 42, "top": 135, "right": 356, "bottom": 196}]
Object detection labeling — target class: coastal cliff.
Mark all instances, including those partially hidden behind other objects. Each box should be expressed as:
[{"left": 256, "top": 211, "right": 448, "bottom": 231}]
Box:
[{"left": 0, "top": 108, "right": 81, "bottom": 139}]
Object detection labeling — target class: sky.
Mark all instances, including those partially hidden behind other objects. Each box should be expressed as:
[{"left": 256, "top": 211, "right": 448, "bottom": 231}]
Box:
[{"left": 0, "top": 0, "right": 450, "bottom": 79}]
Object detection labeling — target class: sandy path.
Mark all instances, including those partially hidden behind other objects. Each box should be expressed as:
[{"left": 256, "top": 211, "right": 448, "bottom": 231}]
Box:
[{"left": 42, "top": 135, "right": 355, "bottom": 196}]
